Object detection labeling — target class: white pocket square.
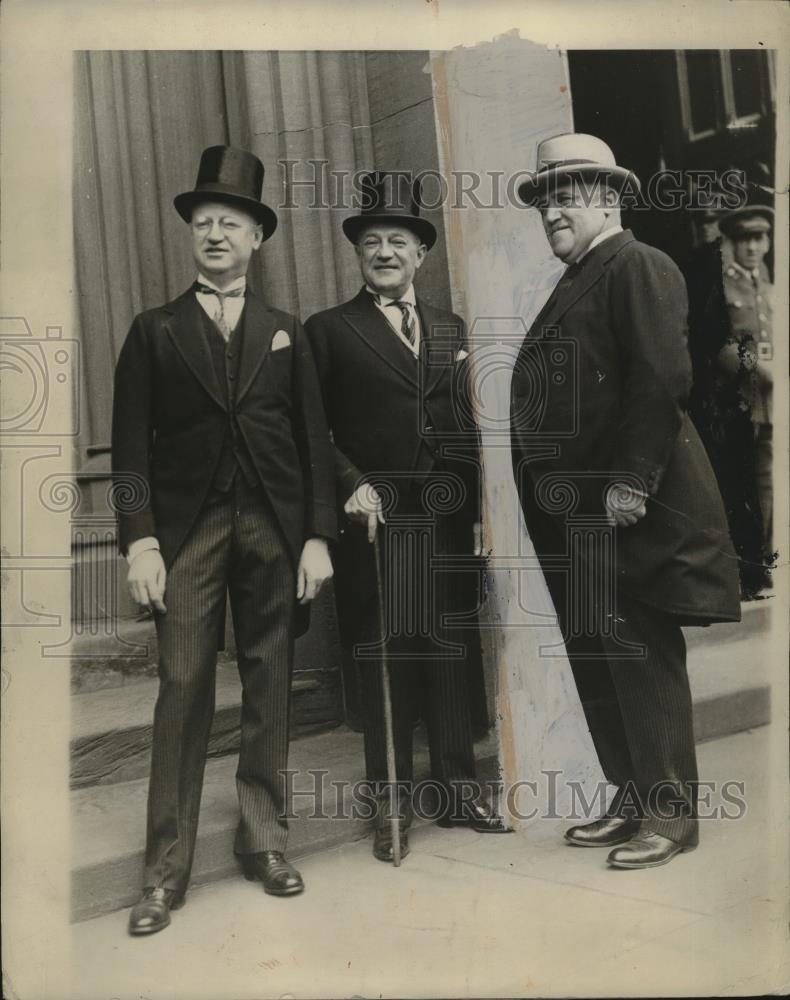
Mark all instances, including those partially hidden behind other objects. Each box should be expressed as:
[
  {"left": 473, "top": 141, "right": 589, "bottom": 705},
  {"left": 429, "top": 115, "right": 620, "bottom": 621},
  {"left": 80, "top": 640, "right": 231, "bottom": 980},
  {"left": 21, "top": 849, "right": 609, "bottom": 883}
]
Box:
[
  {"left": 455, "top": 349, "right": 469, "bottom": 361},
  {"left": 272, "top": 330, "right": 291, "bottom": 351}
]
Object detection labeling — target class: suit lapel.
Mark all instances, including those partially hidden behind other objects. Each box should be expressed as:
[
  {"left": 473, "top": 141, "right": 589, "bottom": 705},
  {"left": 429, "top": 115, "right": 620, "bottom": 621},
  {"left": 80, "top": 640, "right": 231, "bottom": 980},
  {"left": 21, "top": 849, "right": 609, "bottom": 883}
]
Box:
[
  {"left": 543, "top": 230, "right": 634, "bottom": 327},
  {"left": 236, "top": 291, "right": 278, "bottom": 405},
  {"left": 343, "top": 288, "right": 419, "bottom": 388},
  {"left": 164, "top": 290, "right": 226, "bottom": 411},
  {"left": 417, "top": 297, "right": 456, "bottom": 397}
]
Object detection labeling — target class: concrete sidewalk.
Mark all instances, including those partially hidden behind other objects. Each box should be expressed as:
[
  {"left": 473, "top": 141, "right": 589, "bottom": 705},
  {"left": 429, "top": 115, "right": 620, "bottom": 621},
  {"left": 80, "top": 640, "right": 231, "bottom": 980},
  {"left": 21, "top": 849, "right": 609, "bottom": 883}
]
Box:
[{"left": 70, "top": 726, "right": 789, "bottom": 999}]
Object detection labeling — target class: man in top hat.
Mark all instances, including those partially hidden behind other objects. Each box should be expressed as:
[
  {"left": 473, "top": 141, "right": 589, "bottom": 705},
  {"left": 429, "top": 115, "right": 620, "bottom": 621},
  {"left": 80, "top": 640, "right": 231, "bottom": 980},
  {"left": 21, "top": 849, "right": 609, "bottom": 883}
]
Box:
[
  {"left": 305, "top": 172, "right": 510, "bottom": 863},
  {"left": 713, "top": 200, "right": 775, "bottom": 593},
  {"left": 512, "top": 133, "right": 740, "bottom": 869},
  {"left": 112, "top": 145, "right": 336, "bottom": 935}
]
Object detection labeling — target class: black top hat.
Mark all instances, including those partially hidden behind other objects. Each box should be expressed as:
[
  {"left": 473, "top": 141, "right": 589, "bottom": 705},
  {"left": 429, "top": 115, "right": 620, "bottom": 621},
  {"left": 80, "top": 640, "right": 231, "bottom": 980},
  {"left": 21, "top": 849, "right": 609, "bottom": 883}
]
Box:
[
  {"left": 342, "top": 172, "right": 437, "bottom": 249},
  {"left": 174, "top": 146, "right": 278, "bottom": 240}
]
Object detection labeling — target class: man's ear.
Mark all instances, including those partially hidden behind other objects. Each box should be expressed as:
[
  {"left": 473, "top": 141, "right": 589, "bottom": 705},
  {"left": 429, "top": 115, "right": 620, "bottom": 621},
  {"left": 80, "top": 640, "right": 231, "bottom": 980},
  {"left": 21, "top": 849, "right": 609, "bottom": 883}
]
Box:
[
  {"left": 603, "top": 186, "right": 620, "bottom": 214},
  {"left": 253, "top": 225, "right": 264, "bottom": 249},
  {"left": 415, "top": 242, "right": 427, "bottom": 269}
]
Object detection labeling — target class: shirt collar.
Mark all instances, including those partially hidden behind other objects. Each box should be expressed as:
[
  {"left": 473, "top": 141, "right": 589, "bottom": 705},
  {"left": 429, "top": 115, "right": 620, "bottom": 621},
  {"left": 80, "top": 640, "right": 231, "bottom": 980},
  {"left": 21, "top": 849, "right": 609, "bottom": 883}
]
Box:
[
  {"left": 196, "top": 273, "right": 247, "bottom": 294},
  {"left": 366, "top": 283, "right": 416, "bottom": 307},
  {"left": 575, "top": 225, "right": 623, "bottom": 264},
  {"left": 729, "top": 260, "right": 759, "bottom": 281}
]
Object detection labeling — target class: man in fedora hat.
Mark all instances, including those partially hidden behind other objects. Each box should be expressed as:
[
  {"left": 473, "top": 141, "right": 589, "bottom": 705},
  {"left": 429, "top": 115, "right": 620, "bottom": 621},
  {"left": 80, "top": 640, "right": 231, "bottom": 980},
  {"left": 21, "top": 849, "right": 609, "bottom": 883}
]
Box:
[
  {"left": 305, "top": 172, "right": 510, "bottom": 863},
  {"left": 511, "top": 133, "right": 740, "bottom": 869},
  {"left": 112, "top": 145, "right": 336, "bottom": 934},
  {"left": 706, "top": 199, "right": 775, "bottom": 596}
]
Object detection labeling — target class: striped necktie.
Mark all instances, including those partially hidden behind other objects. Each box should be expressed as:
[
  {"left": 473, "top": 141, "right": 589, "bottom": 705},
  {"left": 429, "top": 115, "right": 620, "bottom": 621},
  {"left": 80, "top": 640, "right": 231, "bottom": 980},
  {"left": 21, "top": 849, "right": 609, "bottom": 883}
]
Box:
[
  {"left": 195, "top": 282, "right": 245, "bottom": 341},
  {"left": 380, "top": 297, "right": 416, "bottom": 348}
]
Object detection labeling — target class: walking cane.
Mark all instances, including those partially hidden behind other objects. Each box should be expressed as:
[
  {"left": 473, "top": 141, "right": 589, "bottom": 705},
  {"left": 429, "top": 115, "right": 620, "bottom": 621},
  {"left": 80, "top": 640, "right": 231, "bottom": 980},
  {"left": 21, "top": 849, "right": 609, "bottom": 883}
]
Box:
[{"left": 373, "top": 527, "right": 401, "bottom": 867}]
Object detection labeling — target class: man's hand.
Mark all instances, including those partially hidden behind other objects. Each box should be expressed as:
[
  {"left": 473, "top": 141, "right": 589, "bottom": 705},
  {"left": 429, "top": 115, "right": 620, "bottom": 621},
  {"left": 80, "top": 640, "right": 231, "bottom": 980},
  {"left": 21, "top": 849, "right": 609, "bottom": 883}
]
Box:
[
  {"left": 127, "top": 549, "right": 167, "bottom": 614},
  {"left": 605, "top": 483, "right": 648, "bottom": 528},
  {"left": 344, "top": 483, "right": 385, "bottom": 543},
  {"left": 297, "top": 538, "right": 334, "bottom": 605}
]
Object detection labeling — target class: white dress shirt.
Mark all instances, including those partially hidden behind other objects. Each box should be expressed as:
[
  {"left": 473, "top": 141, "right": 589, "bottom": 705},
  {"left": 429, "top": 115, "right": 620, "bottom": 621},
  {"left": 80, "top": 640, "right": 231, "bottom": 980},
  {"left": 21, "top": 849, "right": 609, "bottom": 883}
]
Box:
[
  {"left": 195, "top": 272, "right": 247, "bottom": 333},
  {"left": 575, "top": 224, "right": 623, "bottom": 264}
]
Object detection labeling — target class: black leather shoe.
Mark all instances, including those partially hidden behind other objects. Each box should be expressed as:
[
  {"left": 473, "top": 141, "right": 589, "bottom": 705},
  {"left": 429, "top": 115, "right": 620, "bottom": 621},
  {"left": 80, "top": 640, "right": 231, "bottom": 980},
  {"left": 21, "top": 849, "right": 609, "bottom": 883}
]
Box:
[
  {"left": 373, "top": 826, "right": 411, "bottom": 863},
  {"left": 240, "top": 851, "right": 304, "bottom": 896},
  {"left": 128, "top": 887, "right": 185, "bottom": 936},
  {"left": 607, "top": 831, "right": 696, "bottom": 869},
  {"left": 438, "top": 799, "right": 513, "bottom": 833},
  {"left": 565, "top": 816, "right": 642, "bottom": 847}
]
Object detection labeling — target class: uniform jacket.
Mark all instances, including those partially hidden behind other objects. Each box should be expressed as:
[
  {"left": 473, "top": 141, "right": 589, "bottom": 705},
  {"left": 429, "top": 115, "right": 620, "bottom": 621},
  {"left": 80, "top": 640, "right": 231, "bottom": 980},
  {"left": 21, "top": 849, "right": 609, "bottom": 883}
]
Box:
[
  {"left": 305, "top": 287, "right": 481, "bottom": 643},
  {"left": 510, "top": 230, "right": 740, "bottom": 625},
  {"left": 718, "top": 262, "right": 773, "bottom": 424},
  {"left": 112, "top": 286, "right": 337, "bottom": 571}
]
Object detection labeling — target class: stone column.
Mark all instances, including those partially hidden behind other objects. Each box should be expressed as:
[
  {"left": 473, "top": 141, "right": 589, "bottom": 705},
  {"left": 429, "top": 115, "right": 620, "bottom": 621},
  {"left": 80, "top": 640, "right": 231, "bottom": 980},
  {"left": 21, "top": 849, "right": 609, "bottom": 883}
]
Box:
[{"left": 430, "top": 34, "right": 605, "bottom": 828}]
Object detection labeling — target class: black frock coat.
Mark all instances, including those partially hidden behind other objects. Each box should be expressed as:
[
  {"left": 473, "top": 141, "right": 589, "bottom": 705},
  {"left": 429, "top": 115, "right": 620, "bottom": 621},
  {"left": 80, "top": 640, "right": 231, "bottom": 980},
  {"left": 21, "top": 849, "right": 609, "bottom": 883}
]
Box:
[
  {"left": 510, "top": 231, "right": 740, "bottom": 625},
  {"left": 305, "top": 287, "right": 481, "bottom": 649}
]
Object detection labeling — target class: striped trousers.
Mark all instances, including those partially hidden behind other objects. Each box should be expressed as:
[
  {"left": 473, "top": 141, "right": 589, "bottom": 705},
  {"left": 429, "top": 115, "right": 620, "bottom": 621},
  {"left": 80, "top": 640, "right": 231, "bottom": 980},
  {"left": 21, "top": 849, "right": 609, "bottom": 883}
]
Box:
[{"left": 144, "top": 478, "right": 295, "bottom": 894}]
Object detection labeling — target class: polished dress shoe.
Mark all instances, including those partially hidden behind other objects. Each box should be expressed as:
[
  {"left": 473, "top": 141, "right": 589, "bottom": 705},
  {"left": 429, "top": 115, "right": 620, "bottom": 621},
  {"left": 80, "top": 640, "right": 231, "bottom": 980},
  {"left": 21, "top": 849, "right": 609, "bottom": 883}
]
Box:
[
  {"left": 128, "top": 886, "right": 184, "bottom": 936},
  {"left": 438, "top": 799, "right": 513, "bottom": 833},
  {"left": 607, "top": 831, "right": 696, "bottom": 869},
  {"left": 240, "top": 851, "right": 304, "bottom": 895},
  {"left": 565, "top": 816, "right": 642, "bottom": 848},
  {"left": 373, "top": 826, "right": 411, "bottom": 863}
]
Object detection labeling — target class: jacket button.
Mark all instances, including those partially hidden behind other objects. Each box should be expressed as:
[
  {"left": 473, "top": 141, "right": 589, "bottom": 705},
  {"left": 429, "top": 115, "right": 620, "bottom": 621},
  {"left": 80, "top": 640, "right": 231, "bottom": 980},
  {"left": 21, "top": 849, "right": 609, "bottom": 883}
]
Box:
[{"left": 228, "top": 373, "right": 236, "bottom": 380}]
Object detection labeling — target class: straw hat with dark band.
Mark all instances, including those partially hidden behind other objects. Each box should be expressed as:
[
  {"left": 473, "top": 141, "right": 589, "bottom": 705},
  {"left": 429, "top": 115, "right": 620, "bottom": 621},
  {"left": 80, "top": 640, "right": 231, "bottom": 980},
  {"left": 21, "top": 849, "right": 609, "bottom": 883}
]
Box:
[{"left": 517, "top": 133, "right": 640, "bottom": 207}]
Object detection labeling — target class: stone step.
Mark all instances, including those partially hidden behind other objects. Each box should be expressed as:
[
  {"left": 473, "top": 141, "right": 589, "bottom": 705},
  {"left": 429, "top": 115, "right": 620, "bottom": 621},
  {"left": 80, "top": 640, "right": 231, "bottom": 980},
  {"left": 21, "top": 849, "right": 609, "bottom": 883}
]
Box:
[
  {"left": 70, "top": 585, "right": 342, "bottom": 694},
  {"left": 69, "top": 599, "right": 774, "bottom": 921},
  {"left": 683, "top": 596, "right": 771, "bottom": 650},
  {"left": 71, "top": 726, "right": 501, "bottom": 922},
  {"left": 70, "top": 663, "right": 341, "bottom": 788}
]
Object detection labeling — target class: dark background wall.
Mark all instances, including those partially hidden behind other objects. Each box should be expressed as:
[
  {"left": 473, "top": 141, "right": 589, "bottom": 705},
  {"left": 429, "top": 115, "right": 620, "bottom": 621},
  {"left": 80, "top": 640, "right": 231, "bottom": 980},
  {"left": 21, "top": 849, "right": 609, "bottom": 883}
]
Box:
[{"left": 568, "top": 49, "right": 776, "bottom": 266}]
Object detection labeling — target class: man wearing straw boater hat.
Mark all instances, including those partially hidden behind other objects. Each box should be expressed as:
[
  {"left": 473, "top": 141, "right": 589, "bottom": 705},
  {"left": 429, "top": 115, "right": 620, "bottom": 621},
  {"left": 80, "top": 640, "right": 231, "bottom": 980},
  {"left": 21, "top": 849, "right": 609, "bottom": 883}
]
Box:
[
  {"left": 511, "top": 134, "right": 741, "bottom": 869},
  {"left": 305, "top": 172, "right": 511, "bottom": 863},
  {"left": 112, "top": 146, "right": 336, "bottom": 934}
]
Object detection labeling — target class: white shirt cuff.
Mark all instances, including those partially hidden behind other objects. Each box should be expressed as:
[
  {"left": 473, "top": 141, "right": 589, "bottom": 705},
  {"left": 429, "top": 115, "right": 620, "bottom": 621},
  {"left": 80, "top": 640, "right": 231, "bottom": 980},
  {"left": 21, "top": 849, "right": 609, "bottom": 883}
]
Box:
[{"left": 127, "top": 537, "right": 160, "bottom": 564}]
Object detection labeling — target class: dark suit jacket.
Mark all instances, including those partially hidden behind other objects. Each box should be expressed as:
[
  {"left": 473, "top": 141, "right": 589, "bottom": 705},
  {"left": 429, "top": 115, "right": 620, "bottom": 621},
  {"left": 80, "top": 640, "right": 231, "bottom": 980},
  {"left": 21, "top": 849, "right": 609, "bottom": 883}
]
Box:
[
  {"left": 510, "top": 230, "right": 741, "bottom": 625},
  {"left": 112, "top": 286, "right": 337, "bottom": 572},
  {"left": 305, "top": 287, "right": 481, "bottom": 644}
]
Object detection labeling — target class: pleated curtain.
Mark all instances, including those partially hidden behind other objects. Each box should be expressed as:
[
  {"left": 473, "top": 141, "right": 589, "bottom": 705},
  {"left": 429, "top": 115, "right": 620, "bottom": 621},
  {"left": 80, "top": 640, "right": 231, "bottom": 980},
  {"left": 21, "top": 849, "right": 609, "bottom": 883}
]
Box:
[{"left": 74, "top": 50, "right": 376, "bottom": 452}]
